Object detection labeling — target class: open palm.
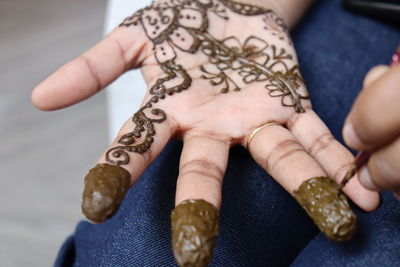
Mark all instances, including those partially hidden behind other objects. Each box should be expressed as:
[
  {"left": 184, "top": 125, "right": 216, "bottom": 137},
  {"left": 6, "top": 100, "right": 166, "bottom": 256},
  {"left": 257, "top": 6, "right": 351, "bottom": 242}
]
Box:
[{"left": 33, "top": 0, "right": 379, "bottom": 265}]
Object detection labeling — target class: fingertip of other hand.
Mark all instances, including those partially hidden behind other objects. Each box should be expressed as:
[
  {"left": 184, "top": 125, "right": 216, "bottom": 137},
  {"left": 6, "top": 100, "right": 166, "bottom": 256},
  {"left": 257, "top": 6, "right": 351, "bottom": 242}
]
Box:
[
  {"left": 342, "top": 122, "right": 365, "bottom": 150},
  {"left": 363, "top": 65, "right": 390, "bottom": 88},
  {"left": 355, "top": 189, "right": 381, "bottom": 213},
  {"left": 358, "top": 166, "right": 381, "bottom": 192},
  {"left": 31, "top": 86, "right": 49, "bottom": 110}
]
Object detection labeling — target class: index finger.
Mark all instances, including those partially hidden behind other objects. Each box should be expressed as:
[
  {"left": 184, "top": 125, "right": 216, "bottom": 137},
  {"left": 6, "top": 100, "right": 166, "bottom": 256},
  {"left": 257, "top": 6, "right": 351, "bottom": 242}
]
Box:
[
  {"left": 32, "top": 25, "right": 148, "bottom": 110},
  {"left": 343, "top": 65, "right": 400, "bottom": 151}
]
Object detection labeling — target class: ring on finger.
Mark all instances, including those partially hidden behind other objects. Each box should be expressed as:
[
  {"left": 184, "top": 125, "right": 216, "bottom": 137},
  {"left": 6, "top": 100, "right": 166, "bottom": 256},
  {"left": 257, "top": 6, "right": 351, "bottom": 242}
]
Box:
[{"left": 246, "top": 121, "right": 281, "bottom": 150}]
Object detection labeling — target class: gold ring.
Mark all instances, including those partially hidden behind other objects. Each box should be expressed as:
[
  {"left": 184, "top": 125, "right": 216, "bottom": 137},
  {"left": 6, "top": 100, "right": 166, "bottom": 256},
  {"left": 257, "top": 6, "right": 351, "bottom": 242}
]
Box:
[{"left": 246, "top": 121, "right": 280, "bottom": 150}]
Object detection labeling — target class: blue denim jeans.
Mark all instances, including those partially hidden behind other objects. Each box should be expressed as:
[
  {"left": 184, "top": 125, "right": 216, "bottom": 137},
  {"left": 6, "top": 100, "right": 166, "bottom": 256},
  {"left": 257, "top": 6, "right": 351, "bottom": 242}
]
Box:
[{"left": 55, "top": 0, "right": 400, "bottom": 266}]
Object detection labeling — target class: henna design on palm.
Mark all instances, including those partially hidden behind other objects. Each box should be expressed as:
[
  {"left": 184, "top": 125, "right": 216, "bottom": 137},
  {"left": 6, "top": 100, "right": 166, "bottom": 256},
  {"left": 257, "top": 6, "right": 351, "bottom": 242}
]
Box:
[{"left": 106, "top": 0, "right": 308, "bottom": 166}]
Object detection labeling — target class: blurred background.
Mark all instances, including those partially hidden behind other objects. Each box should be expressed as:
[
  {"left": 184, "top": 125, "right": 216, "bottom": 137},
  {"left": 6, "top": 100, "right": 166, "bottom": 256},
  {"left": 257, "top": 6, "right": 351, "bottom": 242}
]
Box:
[{"left": 0, "top": 0, "right": 108, "bottom": 265}]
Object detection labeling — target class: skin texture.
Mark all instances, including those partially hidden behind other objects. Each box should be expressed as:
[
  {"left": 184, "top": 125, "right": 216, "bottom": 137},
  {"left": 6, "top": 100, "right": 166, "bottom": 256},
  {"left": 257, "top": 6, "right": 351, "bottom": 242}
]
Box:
[
  {"left": 294, "top": 177, "right": 357, "bottom": 242},
  {"left": 82, "top": 163, "right": 131, "bottom": 223},
  {"left": 32, "top": 0, "right": 381, "bottom": 264},
  {"left": 171, "top": 199, "right": 219, "bottom": 267}
]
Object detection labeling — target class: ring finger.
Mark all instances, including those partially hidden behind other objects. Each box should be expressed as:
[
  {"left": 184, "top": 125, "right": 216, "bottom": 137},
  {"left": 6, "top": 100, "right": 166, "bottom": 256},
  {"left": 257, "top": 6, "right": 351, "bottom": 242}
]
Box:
[
  {"left": 172, "top": 133, "right": 229, "bottom": 267},
  {"left": 287, "top": 109, "right": 380, "bottom": 211},
  {"left": 248, "top": 123, "right": 357, "bottom": 241}
]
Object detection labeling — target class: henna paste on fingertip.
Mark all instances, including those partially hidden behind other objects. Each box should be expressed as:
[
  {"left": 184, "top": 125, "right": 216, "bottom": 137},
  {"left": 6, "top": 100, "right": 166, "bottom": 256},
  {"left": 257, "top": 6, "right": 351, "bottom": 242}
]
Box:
[
  {"left": 294, "top": 177, "right": 357, "bottom": 242},
  {"left": 82, "top": 164, "right": 131, "bottom": 223},
  {"left": 171, "top": 199, "right": 219, "bottom": 267}
]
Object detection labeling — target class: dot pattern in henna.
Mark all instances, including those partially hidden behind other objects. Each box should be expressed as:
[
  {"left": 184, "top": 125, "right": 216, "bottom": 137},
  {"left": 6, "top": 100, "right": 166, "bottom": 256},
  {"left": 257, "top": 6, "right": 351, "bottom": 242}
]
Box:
[{"left": 262, "top": 10, "right": 292, "bottom": 46}]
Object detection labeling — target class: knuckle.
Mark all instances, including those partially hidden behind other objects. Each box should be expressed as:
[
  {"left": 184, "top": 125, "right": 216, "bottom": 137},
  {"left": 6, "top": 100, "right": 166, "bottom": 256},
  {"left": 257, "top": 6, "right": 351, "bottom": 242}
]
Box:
[
  {"left": 180, "top": 159, "right": 224, "bottom": 186},
  {"left": 309, "top": 133, "right": 336, "bottom": 157},
  {"left": 286, "top": 106, "right": 312, "bottom": 130},
  {"left": 79, "top": 55, "right": 103, "bottom": 91},
  {"left": 264, "top": 139, "right": 305, "bottom": 173},
  {"left": 141, "top": 148, "right": 153, "bottom": 165},
  {"left": 333, "top": 162, "right": 354, "bottom": 183},
  {"left": 286, "top": 111, "right": 302, "bottom": 130},
  {"left": 112, "top": 37, "right": 129, "bottom": 71}
]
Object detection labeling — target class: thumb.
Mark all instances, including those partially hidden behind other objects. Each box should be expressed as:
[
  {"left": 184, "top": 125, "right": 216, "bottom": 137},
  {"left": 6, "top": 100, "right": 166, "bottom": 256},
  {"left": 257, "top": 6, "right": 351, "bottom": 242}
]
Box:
[
  {"left": 343, "top": 64, "right": 400, "bottom": 151},
  {"left": 32, "top": 24, "right": 149, "bottom": 111}
]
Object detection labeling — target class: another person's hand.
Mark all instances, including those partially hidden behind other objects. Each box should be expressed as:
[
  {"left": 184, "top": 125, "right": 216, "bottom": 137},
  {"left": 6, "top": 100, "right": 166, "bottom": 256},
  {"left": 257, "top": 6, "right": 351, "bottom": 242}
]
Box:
[
  {"left": 343, "top": 63, "right": 400, "bottom": 199},
  {"left": 32, "top": 0, "right": 379, "bottom": 265}
]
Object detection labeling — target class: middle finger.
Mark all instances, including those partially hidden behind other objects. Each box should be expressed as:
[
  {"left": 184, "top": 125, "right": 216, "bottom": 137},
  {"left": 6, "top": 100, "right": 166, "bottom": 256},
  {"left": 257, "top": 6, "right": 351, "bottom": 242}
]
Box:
[{"left": 172, "top": 133, "right": 229, "bottom": 267}]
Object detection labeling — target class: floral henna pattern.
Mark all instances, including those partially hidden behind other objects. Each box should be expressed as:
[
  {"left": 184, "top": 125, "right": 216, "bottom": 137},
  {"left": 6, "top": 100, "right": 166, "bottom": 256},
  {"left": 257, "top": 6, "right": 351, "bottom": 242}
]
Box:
[
  {"left": 106, "top": 0, "right": 308, "bottom": 166},
  {"left": 198, "top": 34, "right": 306, "bottom": 106}
]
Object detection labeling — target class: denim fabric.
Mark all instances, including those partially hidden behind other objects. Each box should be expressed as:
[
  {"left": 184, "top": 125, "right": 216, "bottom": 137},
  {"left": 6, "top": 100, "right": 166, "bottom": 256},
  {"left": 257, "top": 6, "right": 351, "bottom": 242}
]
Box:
[
  {"left": 55, "top": 0, "right": 400, "bottom": 266},
  {"left": 291, "top": 192, "right": 400, "bottom": 267}
]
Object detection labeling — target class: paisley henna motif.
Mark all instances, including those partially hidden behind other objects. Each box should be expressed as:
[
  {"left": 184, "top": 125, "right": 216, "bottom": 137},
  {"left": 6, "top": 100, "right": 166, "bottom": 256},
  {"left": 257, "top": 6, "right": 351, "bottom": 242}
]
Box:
[{"left": 105, "top": 108, "right": 167, "bottom": 165}]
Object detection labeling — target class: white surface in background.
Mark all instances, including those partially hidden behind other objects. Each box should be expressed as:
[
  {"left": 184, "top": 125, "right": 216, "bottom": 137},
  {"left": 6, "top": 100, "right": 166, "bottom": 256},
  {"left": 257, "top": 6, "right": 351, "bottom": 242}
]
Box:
[{"left": 104, "top": 0, "right": 152, "bottom": 142}]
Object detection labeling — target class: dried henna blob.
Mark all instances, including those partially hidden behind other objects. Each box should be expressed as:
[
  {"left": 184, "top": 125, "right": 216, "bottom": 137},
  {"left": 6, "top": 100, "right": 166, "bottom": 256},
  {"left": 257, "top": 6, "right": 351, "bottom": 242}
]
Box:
[
  {"left": 171, "top": 199, "right": 219, "bottom": 267},
  {"left": 82, "top": 164, "right": 131, "bottom": 223},
  {"left": 294, "top": 177, "right": 357, "bottom": 241}
]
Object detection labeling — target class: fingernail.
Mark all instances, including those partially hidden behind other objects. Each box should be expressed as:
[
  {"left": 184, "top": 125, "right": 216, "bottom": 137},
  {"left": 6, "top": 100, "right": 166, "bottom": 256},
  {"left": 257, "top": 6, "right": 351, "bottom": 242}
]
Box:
[
  {"left": 358, "top": 166, "right": 381, "bottom": 191},
  {"left": 343, "top": 123, "right": 364, "bottom": 148},
  {"left": 171, "top": 199, "right": 219, "bottom": 267},
  {"left": 82, "top": 163, "right": 131, "bottom": 223},
  {"left": 294, "top": 177, "right": 357, "bottom": 242}
]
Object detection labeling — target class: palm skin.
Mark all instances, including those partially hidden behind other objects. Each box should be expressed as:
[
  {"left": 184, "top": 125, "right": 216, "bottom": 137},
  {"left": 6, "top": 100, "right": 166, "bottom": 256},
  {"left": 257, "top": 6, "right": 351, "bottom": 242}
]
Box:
[
  {"left": 110, "top": 0, "right": 308, "bottom": 161},
  {"left": 138, "top": 16, "right": 305, "bottom": 142}
]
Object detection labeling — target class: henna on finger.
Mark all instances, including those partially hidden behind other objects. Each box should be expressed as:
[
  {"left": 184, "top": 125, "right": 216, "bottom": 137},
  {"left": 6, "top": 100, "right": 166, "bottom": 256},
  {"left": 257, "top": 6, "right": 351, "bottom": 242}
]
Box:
[
  {"left": 82, "top": 164, "right": 131, "bottom": 223},
  {"left": 171, "top": 199, "right": 219, "bottom": 267},
  {"left": 248, "top": 122, "right": 358, "bottom": 241},
  {"left": 294, "top": 177, "right": 357, "bottom": 241}
]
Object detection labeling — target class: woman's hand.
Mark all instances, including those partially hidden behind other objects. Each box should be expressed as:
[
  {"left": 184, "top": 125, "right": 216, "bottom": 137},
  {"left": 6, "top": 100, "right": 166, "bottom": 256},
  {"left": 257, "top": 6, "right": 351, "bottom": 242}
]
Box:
[
  {"left": 32, "top": 0, "right": 379, "bottom": 265},
  {"left": 343, "top": 62, "right": 400, "bottom": 199}
]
